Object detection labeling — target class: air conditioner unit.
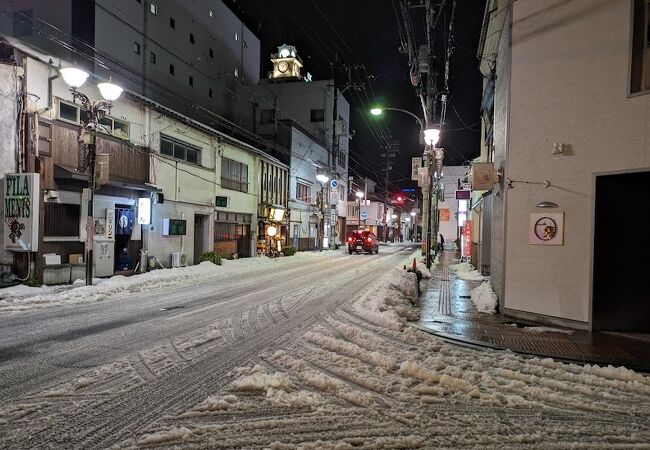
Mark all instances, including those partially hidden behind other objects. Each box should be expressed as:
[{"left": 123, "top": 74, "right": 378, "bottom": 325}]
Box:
[{"left": 171, "top": 252, "right": 187, "bottom": 268}]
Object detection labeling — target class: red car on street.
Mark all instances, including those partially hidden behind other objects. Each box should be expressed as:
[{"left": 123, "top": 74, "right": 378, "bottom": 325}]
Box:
[{"left": 347, "top": 230, "right": 379, "bottom": 254}]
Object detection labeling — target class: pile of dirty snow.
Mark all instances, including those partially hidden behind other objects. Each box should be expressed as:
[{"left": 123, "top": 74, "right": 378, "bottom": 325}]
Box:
[
  {"left": 469, "top": 281, "right": 498, "bottom": 314},
  {"left": 449, "top": 261, "right": 487, "bottom": 281}
]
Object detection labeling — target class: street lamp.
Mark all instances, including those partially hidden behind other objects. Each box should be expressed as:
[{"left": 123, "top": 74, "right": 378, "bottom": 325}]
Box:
[
  {"left": 370, "top": 107, "right": 444, "bottom": 267},
  {"left": 355, "top": 190, "right": 364, "bottom": 227},
  {"left": 61, "top": 67, "right": 123, "bottom": 286},
  {"left": 316, "top": 173, "right": 329, "bottom": 252},
  {"left": 266, "top": 225, "right": 277, "bottom": 256},
  {"left": 370, "top": 106, "right": 424, "bottom": 130}
]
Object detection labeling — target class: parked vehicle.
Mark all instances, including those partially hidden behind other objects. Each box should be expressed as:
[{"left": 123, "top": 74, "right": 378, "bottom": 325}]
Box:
[{"left": 347, "top": 230, "right": 379, "bottom": 255}]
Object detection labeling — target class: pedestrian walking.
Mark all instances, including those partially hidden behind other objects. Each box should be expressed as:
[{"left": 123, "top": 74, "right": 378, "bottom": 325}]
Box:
[{"left": 439, "top": 234, "right": 445, "bottom": 252}]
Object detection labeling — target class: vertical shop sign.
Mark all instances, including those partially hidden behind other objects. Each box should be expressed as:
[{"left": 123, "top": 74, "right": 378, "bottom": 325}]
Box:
[{"left": 3, "top": 173, "right": 40, "bottom": 251}]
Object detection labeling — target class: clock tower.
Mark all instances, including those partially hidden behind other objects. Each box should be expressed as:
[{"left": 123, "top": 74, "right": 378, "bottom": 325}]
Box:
[{"left": 270, "top": 44, "right": 303, "bottom": 80}]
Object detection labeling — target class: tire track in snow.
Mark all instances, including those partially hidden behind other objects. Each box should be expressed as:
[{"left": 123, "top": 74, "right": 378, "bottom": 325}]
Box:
[{"left": 2, "top": 251, "right": 398, "bottom": 449}]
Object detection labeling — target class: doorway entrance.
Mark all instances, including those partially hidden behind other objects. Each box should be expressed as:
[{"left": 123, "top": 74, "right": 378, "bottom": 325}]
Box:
[
  {"left": 593, "top": 170, "right": 650, "bottom": 332},
  {"left": 194, "top": 214, "right": 208, "bottom": 264}
]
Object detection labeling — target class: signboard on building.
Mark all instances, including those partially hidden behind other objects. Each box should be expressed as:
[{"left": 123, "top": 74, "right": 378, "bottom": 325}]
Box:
[
  {"left": 462, "top": 220, "right": 472, "bottom": 258},
  {"left": 455, "top": 190, "right": 471, "bottom": 200},
  {"left": 137, "top": 198, "right": 151, "bottom": 225},
  {"left": 529, "top": 212, "right": 564, "bottom": 246},
  {"left": 411, "top": 157, "right": 422, "bottom": 180},
  {"left": 417, "top": 167, "right": 429, "bottom": 187},
  {"left": 3, "top": 173, "right": 39, "bottom": 252},
  {"left": 439, "top": 208, "right": 450, "bottom": 222}
]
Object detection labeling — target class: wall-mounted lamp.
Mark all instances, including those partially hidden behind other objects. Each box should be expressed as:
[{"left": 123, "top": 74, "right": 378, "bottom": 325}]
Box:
[{"left": 536, "top": 201, "right": 559, "bottom": 208}]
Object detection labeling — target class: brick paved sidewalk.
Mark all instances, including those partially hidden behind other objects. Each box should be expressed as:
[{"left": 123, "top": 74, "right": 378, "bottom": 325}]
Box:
[{"left": 414, "top": 251, "right": 650, "bottom": 372}]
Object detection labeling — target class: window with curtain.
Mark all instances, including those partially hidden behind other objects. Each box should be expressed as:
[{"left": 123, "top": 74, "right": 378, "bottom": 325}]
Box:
[
  {"left": 221, "top": 157, "right": 248, "bottom": 192},
  {"left": 296, "top": 182, "right": 311, "bottom": 203}
]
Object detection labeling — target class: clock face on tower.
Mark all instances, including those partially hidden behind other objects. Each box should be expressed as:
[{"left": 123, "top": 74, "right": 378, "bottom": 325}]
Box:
[{"left": 278, "top": 61, "right": 289, "bottom": 73}]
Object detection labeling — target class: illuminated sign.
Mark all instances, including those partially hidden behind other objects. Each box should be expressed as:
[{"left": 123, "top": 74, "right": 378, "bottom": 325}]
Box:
[
  {"left": 137, "top": 197, "right": 151, "bottom": 225},
  {"left": 455, "top": 190, "right": 471, "bottom": 200},
  {"left": 462, "top": 220, "right": 472, "bottom": 258},
  {"left": 3, "top": 173, "right": 39, "bottom": 252}
]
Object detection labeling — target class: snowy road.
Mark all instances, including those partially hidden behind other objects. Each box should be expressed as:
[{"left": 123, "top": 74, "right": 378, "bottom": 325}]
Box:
[{"left": 1, "top": 244, "right": 649, "bottom": 449}]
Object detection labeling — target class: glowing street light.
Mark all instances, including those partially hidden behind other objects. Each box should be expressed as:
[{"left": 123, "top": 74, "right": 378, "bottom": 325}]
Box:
[
  {"left": 423, "top": 127, "right": 441, "bottom": 147},
  {"left": 60, "top": 67, "right": 123, "bottom": 286}
]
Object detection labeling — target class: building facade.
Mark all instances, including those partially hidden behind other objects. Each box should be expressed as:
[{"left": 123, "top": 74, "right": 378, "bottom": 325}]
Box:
[
  {"left": 1, "top": 41, "right": 287, "bottom": 283},
  {"left": 479, "top": 0, "right": 650, "bottom": 332},
  {"left": 252, "top": 47, "right": 351, "bottom": 248},
  {"left": 0, "top": 0, "right": 260, "bottom": 131}
]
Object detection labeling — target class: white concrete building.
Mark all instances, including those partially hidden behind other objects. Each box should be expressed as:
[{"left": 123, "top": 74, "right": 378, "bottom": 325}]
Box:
[
  {"left": 251, "top": 46, "right": 351, "bottom": 247},
  {"left": 480, "top": 0, "right": 650, "bottom": 332},
  {"left": 276, "top": 121, "right": 328, "bottom": 251},
  {"left": 0, "top": 0, "right": 260, "bottom": 130},
  {"left": 2, "top": 42, "right": 285, "bottom": 283}
]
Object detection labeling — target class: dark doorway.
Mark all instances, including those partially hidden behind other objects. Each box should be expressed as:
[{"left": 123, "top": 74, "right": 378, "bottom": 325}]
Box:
[
  {"left": 114, "top": 207, "right": 135, "bottom": 272},
  {"left": 194, "top": 215, "right": 207, "bottom": 264},
  {"left": 236, "top": 224, "right": 251, "bottom": 258},
  {"left": 593, "top": 170, "right": 650, "bottom": 331}
]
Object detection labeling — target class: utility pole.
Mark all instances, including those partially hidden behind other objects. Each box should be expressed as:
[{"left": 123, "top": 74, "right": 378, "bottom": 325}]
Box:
[
  {"left": 363, "top": 177, "right": 368, "bottom": 226},
  {"left": 381, "top": 141, "right": 399, "bottom": 242},
  {"left": 330, "top": 62, "right": 363, "bottom": 249},
  {"left": 383, "top": 151, "right": 389, "bottom": 242}
]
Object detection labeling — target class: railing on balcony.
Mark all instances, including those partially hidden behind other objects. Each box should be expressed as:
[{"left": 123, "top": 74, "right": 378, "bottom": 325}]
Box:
[
  {"left": 51, "top": 122, "right": 150, "bottom": 185},
  {"left": 221, "top": 177, "right": 248, "bottom": 193}
]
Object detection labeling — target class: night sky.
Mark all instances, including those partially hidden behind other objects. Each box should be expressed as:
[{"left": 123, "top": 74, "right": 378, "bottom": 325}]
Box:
[{"left": 232, "top": 0, "right": 485, "bottom": 192}]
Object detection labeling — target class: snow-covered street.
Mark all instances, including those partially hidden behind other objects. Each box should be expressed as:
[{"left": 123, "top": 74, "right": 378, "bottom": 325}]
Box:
[{"left": 0, "top": 245, "right": 649, "bottom": 449}]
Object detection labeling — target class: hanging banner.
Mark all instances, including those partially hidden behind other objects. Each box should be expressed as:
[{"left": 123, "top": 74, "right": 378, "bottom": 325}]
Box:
[
  {"left": 462, "top": 219, "right": 472, "bottom": 258},
  {"left": 3, "top": 173, "right": 40, "bottom": 252},
  {"left": 411, "top": 157, "right": 422, "bottom": 180}
]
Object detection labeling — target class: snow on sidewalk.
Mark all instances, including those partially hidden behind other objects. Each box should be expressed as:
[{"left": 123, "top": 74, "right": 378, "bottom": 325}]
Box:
[
  {"left": 469, "top": 281, "right": 498, "bottom": 314},
  {"left": 448, "top": 261, "right": 487, "bottom": 281}
]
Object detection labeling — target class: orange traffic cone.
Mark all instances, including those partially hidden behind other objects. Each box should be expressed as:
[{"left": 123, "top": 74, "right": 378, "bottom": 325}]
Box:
[{"left": 412, "top": 258, "right": 417, "bottom": 270}]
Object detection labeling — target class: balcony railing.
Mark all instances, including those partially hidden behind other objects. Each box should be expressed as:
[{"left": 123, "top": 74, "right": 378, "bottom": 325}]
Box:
[{"left": 221, "top": 177, "right": 248, "bottom": 193}]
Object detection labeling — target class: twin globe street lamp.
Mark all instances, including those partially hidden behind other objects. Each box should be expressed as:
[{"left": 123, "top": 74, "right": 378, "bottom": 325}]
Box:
[{"left": 60, "top": 67, "right": 123, "bottom": 285}]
